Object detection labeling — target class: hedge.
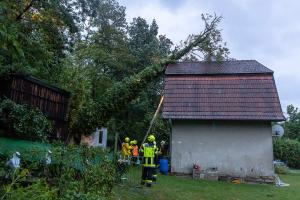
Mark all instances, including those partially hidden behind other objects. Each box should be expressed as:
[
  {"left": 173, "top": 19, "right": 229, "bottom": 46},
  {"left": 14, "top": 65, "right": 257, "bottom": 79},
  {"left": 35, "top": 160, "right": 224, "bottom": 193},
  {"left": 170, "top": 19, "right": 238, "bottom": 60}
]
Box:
[{"left": 273, "top": 138, "right": 300, "bottom": 169}]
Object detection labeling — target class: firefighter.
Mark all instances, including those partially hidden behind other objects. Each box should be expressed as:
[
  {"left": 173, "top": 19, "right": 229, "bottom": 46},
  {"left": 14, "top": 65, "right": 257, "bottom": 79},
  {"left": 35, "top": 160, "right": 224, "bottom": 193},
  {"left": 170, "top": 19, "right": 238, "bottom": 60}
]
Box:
[
  {"left": 127, "top": 140, "right": 134, "bottom": 164},
  {"left": 129, "top": 140, "right": 134, "bottom": 161},
  {"left": 140, "top": 134, "right": 158, "bottom": 187},
  {"left": 121, "top": 137, "right": 131, "bottom": 162},
  {"left": 131, "top": 140, "right": 139, "bottom": 165},
  {"left": 130, "top": 140, "right": 134, "bottom": 152}
]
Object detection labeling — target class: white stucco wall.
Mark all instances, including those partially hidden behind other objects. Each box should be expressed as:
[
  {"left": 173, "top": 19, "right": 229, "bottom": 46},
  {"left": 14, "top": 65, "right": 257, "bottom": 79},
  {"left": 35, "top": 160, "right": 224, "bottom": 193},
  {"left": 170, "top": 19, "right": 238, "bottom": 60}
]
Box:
[{"left": 171, "top": 120, "right": 274, "bottom": 177}]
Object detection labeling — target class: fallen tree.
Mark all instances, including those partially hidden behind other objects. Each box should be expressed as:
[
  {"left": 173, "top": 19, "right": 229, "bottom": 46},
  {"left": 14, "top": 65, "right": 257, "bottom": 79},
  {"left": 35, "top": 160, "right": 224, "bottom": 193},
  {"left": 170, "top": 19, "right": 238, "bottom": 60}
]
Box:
[{"left": 74, "top": 14, "right": 226, "bottom": 135}]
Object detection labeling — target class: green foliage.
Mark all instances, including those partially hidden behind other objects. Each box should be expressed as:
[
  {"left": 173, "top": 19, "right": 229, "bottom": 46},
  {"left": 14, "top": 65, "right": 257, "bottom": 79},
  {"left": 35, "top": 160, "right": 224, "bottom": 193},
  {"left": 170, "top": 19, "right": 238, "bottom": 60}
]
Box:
[
  {"left": 0, "top": 99, "right": 52, "bottom": 142},
  {"left": 74, "top": 0, "right": 132, "bottom": 85},
  {"left": 128, "top": 18, "right": 172, "bottom": 68},
  {"left": 75, "top": 63, "right": 165, "bottom": 135},
  {"left": 273, "top": 105, "right": 300, "bottom": 170},
  {"left": 1, "top": 168, "right": 29, "bottom": 200},
  {"left": 284, "top": 105, "right": 300, "bottom": 141},
  {"left": 49, "top": 145, "right": 116, "bottom": 199},
  {"left": 1, "top": 0, "right": 229, "bottom": 142},
  {"left": 75, "top": 15, "right": 226, "bottom": 135},
  {"left": 0, "top": 2, "right": 26, "bottom": 76},
  {"left": 1, "top": 169, "right": 56, "bottom": 200},
  {"left": 55, "top": 59, "right": 92, "bottom": 135},
  {"left": 273, "top": 138, "right": 300, "bottom": 169},
  {"left": 109, "top": 97, "right": 170, "bottom": 143},
  {"left": 0, "top": 2, "right": 233, "bottom": 198},
  {"left": 0, "top": 145, "right": 116, "bottom": 200},
  {"left": 0, "top": 0, "right": 129, "bottom": 81},
  {"left": 111, "top": 17, "right": 173, "bottom": 142},
  {"left": 177, "top": 14, "right": 229, "bottom": 62},
  {"left": 65, "top": 0, "right": 137, "bottom": 138},
  {"left": 0, "top": 0, "right": 81, "bottom": 79},
  {"left": 75, "top": 22, "right": 136, "bottom": 99},
  {"left": 5, "top": 181, "right": 56, "bottom": 200}
]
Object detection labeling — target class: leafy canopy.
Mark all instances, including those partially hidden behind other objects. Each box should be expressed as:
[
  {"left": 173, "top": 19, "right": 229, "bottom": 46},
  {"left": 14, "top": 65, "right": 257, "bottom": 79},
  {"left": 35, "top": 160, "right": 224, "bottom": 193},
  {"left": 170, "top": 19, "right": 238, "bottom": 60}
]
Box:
[
  {"left": 284, "top": 105, "right": 300, "bottom": 141},
  {"left": 1, "top": 0, "right": 230, "bottom": 140}
]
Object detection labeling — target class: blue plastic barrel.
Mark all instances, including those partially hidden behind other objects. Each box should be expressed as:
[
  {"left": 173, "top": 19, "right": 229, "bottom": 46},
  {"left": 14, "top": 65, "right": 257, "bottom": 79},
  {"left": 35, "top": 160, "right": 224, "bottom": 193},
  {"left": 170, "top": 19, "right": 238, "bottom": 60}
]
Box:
[{"left": 160, "top": 158, "right": 168, "bottom": 175}]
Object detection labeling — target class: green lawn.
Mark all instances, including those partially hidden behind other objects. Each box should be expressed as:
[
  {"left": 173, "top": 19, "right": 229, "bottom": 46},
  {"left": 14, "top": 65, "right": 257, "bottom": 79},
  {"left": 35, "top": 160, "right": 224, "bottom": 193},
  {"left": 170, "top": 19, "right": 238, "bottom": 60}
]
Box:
[{"left": 113, "top": 167, "right": 300, "bottom": 200}]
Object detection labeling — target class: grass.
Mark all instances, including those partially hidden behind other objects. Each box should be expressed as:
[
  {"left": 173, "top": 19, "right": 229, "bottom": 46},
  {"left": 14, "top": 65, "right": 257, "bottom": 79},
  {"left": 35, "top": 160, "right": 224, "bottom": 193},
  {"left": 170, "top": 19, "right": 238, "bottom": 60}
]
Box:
[{"left": 113, "top": 167, "right": 300, "bottom": 200}]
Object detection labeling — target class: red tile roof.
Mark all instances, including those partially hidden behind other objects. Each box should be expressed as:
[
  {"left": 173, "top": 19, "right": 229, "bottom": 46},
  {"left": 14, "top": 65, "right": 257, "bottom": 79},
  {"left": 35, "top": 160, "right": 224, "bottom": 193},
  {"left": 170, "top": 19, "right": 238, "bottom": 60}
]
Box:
[{"left": 162, "top": 61, "right": 285, "bottom": 121}]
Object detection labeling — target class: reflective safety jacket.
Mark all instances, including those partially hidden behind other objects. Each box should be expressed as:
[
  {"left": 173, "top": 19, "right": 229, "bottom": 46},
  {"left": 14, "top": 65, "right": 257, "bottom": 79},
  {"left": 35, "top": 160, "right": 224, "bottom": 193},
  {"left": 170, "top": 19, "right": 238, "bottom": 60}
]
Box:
[
  {"left": 132, "top": 145, "right": 139, "bottom": 157},
  {"left": 121, "top": 142, "right": 132, "bottom": 156},
  {"left": 140, "top": 142, "right": 158, "bottom": 167}
]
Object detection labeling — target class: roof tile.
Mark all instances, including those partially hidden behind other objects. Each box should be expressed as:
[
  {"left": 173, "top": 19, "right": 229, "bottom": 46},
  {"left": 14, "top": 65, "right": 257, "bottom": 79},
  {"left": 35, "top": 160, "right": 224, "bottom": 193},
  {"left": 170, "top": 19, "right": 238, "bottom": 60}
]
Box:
[{"left": 163, "top": 63, "right": 285, "bottom": 121}]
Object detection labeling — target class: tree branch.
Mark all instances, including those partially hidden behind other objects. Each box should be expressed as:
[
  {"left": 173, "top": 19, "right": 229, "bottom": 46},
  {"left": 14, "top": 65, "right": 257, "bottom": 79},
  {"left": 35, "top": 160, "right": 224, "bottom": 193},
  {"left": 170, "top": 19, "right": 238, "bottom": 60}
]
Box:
[
  {"left": 16, "top": 0, "right": 38, "bottom": 21},
  {"left": 169, "top": 15, "right": 220, "bottom": 62}
]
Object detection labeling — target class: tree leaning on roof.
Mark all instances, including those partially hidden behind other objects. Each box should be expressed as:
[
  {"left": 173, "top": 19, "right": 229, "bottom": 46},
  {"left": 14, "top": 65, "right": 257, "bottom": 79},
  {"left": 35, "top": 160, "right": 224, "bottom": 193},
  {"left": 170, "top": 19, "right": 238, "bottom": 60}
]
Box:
[{"left": 75, "top": 14, "right": 226, "bottom": 135}]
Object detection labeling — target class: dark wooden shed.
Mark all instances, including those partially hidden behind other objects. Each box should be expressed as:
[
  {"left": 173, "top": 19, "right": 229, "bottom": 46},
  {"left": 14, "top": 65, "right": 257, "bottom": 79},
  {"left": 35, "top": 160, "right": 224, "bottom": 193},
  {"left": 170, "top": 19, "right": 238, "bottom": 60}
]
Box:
[{"left": 0, "top": 73, "right": 70, "bottom": 140}]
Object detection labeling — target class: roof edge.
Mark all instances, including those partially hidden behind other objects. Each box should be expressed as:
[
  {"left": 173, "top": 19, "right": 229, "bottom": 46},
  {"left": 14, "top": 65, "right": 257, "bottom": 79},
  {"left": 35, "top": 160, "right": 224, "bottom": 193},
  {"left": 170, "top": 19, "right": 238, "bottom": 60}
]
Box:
[
  {"left": 162, "top": 116, "right": 286, "bottom": 122},
  {"left": 12, "top": 73, "right": 71, "bottom": 96},
  {"left": 165, "top": 72, "right": 274, "bottom": 76},
  {"left": 165, "top": 60, "right": 274, "bottom": 75}
]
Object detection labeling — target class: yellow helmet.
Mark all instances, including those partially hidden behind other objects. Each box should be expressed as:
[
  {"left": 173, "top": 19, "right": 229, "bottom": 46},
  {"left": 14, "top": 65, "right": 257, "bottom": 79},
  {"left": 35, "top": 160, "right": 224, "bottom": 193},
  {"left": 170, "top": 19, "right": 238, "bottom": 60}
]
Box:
[
  {"left": 147, "top": 135, "right": 155, "bottom": 142},
  {"left": 125, "top": 137, "right": 130, "bottom": 143},
  {"left": 130, "top": 141, "right": 134, "bottom": 145},
  {"left": 133, "top": 140, "right": 137, "bottom": 145}
]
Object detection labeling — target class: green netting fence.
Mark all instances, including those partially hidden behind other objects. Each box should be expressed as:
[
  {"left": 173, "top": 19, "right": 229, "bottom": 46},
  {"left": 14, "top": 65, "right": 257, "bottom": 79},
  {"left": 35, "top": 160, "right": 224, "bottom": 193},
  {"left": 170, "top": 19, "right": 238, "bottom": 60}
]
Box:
[{"left": 0, "top": 137, "right": 114, "bottom": 171}]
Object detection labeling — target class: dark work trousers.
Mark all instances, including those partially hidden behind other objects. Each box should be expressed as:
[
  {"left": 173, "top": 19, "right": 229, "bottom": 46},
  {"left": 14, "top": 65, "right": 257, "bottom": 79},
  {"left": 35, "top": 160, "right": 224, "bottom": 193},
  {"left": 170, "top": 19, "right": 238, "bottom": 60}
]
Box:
[
  {"left": 141, "top": 166, "right": 155, "bottom": 186},
  {"left": 152, "top": 167, "right": 157, "bottom": 182},
  {"left": 152, "top": 155, "right": 159, "bottom": 182}
]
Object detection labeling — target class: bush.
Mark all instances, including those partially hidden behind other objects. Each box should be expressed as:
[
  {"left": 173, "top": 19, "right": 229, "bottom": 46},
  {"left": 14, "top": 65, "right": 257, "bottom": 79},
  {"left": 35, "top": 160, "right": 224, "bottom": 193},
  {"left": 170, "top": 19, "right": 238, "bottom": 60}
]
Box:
[
  {"left": 284, "top": 105, "right": 300, "bottom": 141},
  {"left": 0, "top": 99, "right": 52, "bottom": 142},
  {"left": 273, "top": 138, "right": 300, "bottom": 169},
  {"left": 0, "top": 145, "right": 117, "bottom": 200},
  {"left": 49, "top": 145, "right": 117, "bottom": 199},
  {"left": 2, "top": 179, "right": 56, "bottom": 200}
]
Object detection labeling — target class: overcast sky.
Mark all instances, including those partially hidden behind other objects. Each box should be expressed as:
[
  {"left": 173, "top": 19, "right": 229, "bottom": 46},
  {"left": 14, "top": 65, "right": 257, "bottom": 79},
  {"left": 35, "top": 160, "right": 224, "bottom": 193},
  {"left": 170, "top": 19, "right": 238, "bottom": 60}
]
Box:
[{"left": 118, "top": 0, "right": 300, "bottom": 114}]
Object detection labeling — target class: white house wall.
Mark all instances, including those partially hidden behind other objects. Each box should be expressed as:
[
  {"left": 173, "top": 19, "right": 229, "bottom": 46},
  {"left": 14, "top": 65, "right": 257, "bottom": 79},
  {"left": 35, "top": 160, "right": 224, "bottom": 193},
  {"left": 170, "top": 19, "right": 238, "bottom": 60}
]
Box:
[{"left": 171, "top": 120, "right": 274, "bottom": 177}]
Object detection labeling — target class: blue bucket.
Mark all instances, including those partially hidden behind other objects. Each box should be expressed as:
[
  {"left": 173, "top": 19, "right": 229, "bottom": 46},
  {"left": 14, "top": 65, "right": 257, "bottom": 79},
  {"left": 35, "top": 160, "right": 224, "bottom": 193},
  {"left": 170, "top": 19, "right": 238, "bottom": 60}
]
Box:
[{"left": 160, "top": 158, "right": 168, "bottom": 175}]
